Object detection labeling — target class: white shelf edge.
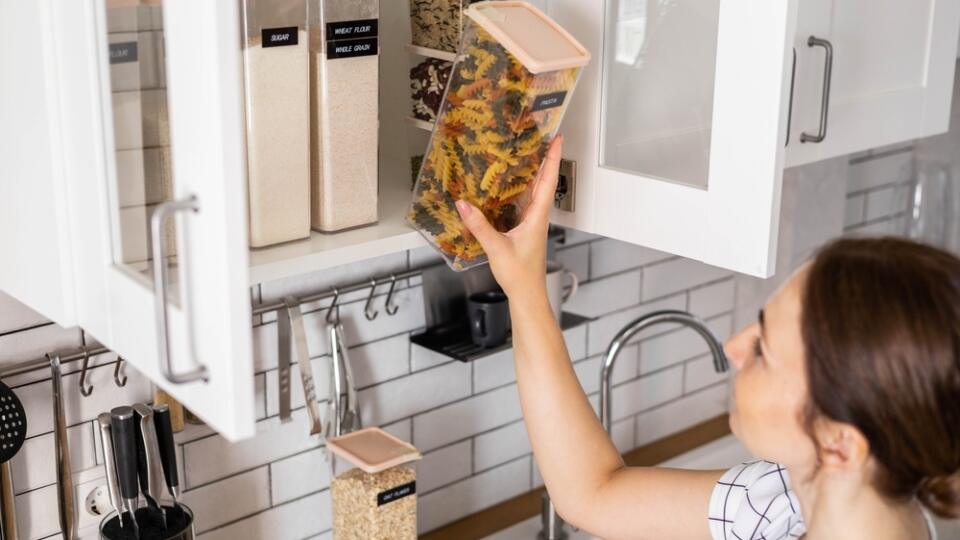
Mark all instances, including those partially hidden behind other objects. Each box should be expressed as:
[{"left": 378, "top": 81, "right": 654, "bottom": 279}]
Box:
[{"left": 405, "top": 44, "right": 457, "bottom": 62}]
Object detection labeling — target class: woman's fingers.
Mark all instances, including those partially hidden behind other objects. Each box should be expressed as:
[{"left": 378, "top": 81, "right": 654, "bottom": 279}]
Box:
[
  {"left": 456, "top": 200, "right": 505, "bottom": 256},
  {"left": 529, "top": 135, "right": 564, "bottom": 223}
]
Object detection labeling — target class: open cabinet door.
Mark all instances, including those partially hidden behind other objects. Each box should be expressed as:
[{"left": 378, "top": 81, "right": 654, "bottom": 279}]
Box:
[
  {"left": 53, "top": 0, "right": 255, "bottom": 440},
  {"left": 549, "top": 0, "right": 799, "bottom": 278}
]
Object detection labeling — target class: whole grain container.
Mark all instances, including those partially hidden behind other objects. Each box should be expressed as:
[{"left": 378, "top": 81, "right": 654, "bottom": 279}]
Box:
[
  {"left": 309, "top": 0, "right": 380, "bottom": 233},
  {"left": 328, "top": 427, "right": 422, "bottom": 540},
  {"left": 242, "top": 0, "right": 311, "bottom": 247},
  {"left": 409, "top": 0, "right": 482, "bottom": 53},
  {"left": 408, "top": 1, "right": 590, "bottom": 271}
]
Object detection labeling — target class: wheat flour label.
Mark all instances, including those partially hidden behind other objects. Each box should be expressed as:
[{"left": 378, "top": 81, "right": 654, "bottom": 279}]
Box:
[
  {"left": 262, "top": 27, "right": 299, "bottom": 48},
  {"left": 326, "top": 19, "right": 378, "bottom": 40}
]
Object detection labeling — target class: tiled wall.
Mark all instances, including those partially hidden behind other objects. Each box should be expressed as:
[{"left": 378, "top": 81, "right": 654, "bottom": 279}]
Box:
[{"left": 0, "top": 135, "right": 946, "bottom": 539}]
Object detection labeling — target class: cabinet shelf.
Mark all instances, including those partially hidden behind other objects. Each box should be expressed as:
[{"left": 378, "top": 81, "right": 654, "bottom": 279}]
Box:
[{"left": 247, "top": 170, "right": 424, "bottom": 285}]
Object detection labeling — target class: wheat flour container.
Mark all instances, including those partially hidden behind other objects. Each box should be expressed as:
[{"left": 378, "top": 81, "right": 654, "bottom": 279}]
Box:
[
  {"left": 328, "top": 427, "right": 422, "bottom": 540},
  {"left": 242, "top": 0, "right": 311, "bottom": 247},
  {"left": 408, "top": 1, "right": 590, "bottom": 271},
  {"left": 309, "top": 0, "right": 380, "bottom": 232}
]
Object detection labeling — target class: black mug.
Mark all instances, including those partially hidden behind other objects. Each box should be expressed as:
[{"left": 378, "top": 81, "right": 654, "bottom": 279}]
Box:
[{"left": 467, "top": 291, "right": 510, "bottom": 348}]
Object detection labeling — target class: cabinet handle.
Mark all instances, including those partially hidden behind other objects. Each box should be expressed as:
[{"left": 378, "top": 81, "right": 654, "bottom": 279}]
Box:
[
  {"left": 150, "top": 196, "right": 210, "bottom": 385},
  {"left": 800, "top": 36, "right": 833, "bottom": 144}
]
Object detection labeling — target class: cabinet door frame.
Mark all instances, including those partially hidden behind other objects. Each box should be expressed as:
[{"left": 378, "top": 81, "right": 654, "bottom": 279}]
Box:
[
  {"left": 785, "top": 0, "right": 960, "bottom": 167},
  {"left": 53, "top": 0, "right": 256, "bottom": 440},
  {"left": 551, "top": 0, "right": 800, "bottom": 278}
]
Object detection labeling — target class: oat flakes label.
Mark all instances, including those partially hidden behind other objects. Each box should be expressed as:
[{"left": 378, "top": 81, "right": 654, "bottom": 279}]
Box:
[
  {"left": 109, "top": 42, "right": 138, "bottom": 64},
  {"left": 377, "top": 481, "right": 416, "bottom": 506},
  {"left": 261, "top": 27, "right": 299, "bottom": 48}
]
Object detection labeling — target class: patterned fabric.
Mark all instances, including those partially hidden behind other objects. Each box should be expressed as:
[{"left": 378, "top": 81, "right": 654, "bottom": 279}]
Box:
[{"left": 708, "top": 460, "right": 938, "bottom": 540}]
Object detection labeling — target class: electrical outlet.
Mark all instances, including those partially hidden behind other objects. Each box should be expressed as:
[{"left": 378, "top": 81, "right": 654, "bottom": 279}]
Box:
[{"left": 73, "top": 466, "right": 109, "bottom": 538}]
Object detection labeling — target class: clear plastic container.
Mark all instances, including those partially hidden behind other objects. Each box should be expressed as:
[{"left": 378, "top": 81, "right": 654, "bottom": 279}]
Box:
[
  {"left": 408, "top": 0, "right": 478, "bottom": 53},
  {"left": 309, "top": 0, "right": 380, "bottom": 233},
  {"left": 242, "top": 0, "right": 311, "bottom": 247},
  {"left": 328, "top": 428, "right": 422, "bottom": 540},
  {"left": 408, "top": 1, "right": 590, "bottom": 271}
]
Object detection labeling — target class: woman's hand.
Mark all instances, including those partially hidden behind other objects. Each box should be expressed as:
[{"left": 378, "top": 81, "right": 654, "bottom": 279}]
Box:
[{"left": 455, "top": 135, "right": 563, "bottom": 302}]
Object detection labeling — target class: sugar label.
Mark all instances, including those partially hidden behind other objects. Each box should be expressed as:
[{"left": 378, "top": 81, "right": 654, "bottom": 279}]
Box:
[
  {"left": 326, "top": 37, "right": 378, "bottom": 60},
  {"left": 109, "top": 42, "right": 138, "bottom": 64},
  {"left": 532, "top": 91, "right": 569, "bottom": 112},
  {"left": 262, "top": 26, "right": 299, "bottom": 48},
  {"left": 377, "top": 481, "right": 416, "bottom": 506},
  {"left": 326, "top": 19, "right": 379, "bottom": 40}
]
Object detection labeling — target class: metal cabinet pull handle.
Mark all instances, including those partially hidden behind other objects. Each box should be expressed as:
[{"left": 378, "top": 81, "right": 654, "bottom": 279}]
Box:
[
  {"left": 800, "top": 36, "right": 833, "bottom": 144},
  {"left": 150, "top": 196, "right": 210, "bottom": 384}
]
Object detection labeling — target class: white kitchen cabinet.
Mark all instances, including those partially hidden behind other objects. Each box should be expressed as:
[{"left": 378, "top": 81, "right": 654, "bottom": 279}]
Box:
[
  {"left": 547, "top": 0, "right": 800, "bottom": 277},
  {"left": 785, "top": 0, "right": 960, "bottom": 167}
]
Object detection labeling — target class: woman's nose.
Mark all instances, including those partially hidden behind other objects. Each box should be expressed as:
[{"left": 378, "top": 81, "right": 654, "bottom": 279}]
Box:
[{"left": 724, "top": 324, "right": 758, "bottom": 371}]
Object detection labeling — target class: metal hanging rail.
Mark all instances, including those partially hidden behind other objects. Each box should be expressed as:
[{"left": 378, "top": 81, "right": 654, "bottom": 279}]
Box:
[
  {"left": 251, "top": 268, "right": 424, "bottom": 316},
  {"left": 0, "top": 346, "right": 111, "bottom": 379}
]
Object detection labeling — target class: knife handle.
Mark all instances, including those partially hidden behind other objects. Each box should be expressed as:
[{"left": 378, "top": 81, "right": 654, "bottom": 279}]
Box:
[
  {"left": 97, "top": 413, "right": 123, "bottom": 515},
  {"left": 110, "top": 406, "right": 139, "bottom": 501},
  {"left": 153, "top": 404, "right": 179, "bottom": 492}
]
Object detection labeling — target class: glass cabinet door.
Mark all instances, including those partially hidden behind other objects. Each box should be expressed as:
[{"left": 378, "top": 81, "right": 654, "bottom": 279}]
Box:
[
  {"left": 55, "top": 0, "right": 255, "bottom": 440},
  {"left": 549, "top": 0, "right": 799, "bottom": 278}
]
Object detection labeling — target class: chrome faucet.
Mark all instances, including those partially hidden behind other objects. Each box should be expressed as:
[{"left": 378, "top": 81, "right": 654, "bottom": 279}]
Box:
[{"left": 539, "top": 310, "right": 729, "bottom": 539}]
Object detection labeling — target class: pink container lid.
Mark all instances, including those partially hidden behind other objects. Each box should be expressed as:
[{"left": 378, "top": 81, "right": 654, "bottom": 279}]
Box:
[
  {"left": 326, "top": 427, "right": 422, "bottom": 474},
  {"left": 466, "top": 1, "right": 591, "bottom": 74}
]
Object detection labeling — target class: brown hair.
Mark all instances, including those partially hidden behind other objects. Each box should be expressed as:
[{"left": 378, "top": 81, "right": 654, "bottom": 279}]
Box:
[{"left": 802, "top": 237, "right": 960, "bottom": 519}]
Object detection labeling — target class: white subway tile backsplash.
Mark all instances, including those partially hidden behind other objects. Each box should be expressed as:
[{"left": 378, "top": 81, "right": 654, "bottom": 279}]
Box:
[
  {"left": 417, "top": 440, "right": 472, "bottom": 493},
  {"left": 848, "top": 149, "right": 914, "bottom": 192},
  {"left": 260, "top": 252, "right": 408, "bottom": 308},
  {"left": 563, "top": 270, "right": 641, "bottom": 318},
  {"left": 865, "top": 184, "right": 909, "bottom": 221},
  {"left": 638, "top": 315, "right": 732, "bottom": 375},
  {"left": 410, "top": 343, "right": 453, "bottom": 372},
  {"left": 414, "top": 384, "right": 521, "bottom": 452},
  {"left": 473, "top": 420, "right": 531, "bottom": 472},
  {"left": 610, "top": 366, "right": 684, "bottom": 422},
  {"left": 611, "top": 417, "right": 635, "bottom": 453},
  {"left": 844, "top": 193, "right": 867, "bottom": 228},
  {"left": 347, "top": 334, "right": 411, "bottom": 388},
  {"left": 472, "top": 349, "right": 514, "bottom": 394},
  {"left": 418, "top": 457, "right": 531, "bottom": 533},
  {"left": 0, "top": 325, "right": 82, "bottom": 365},
  {"left": 0, "top": 291, "right": 48, "bottom": 334},
  {"left": 15, "top": 483, "right": 60, "bottom": 540},
  {"left": 554, "top": 243, "right": 589, "bottom": 283},
  {"left": 635, "top": 383, "right": 729, "bottom": 447},
  {"left": 684, "top": 355, "right": 731, "bottom": 393},
  {"left": 688, "top": 280, "right": 735, "bottom": 319},
  {"left": 586, "top": 294, "right": 687, "bottom": 357},
  {"left": 642, "top": 258, "right": 730, "bottom": 301},
  {"left": 360, "top": 361, "right": 471, "bottom": 427},
  {"left": 339, "top": 287, "right": 426, "bottom": 345},
  {"left": 590, "top": 238, "right": 671, "bottom": 279},
  {"left": 183, "top": 466, "right": 272, "bottom": 533},
  {"left": 270, "top": 448, "right": 330, "bottom": 506},
  {"left": 199, "top": 489, "right": 331, "bottom": 540}
]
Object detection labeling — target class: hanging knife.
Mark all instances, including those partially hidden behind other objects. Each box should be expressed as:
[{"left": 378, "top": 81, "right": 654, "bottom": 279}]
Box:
[
  {"left": 96, "top": 414, "right": 124, "bottom": 529},
  {"left": 152, "top": 404, "right": 181, "bottom": 510},
  {"left": 133, "top": 404, "right": 168, "bottom": 530}
]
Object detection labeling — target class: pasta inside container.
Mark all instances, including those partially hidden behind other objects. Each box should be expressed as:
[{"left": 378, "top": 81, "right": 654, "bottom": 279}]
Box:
[
  {"left": 328, "top": 428, "right": 422, "bottom": 540},
  {"left": 407, "top": 1, "right": 590, "bottom": 271}
]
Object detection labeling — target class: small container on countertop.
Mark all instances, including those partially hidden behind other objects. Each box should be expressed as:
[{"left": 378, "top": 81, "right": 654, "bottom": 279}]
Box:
[{"left": 328, "top": 427, "right": 422, "bottom": 540}]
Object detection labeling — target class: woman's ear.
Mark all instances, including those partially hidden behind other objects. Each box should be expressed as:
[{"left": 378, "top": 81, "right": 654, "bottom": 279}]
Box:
[{"left": 814, "top": 418, "right": 871, "bottom": 470}]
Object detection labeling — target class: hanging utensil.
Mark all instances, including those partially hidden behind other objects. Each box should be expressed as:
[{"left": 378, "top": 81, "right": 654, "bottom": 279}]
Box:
[
  {"left": 284, "top": 298, "right": 322, "bottom": 436},
  {"left": 96, "top": 414, "right": 125, "bottom": 530},
  {"left": 153, "top": 404, "right": 182, "bottom": 510},
  {"left": 334, "top": 323, "right": 362, "bottom": 434},
  {"left": 0, "top": 376, "right": 28, "bottom": 540},
  {"left": 325, "top": 323, "right": 344, "bottom": 440},
  {"left": 50, "top": 356, "right": 76, "bottom": 540},
  {"left": 110, "top": 406, "right": 141, "bottom": 539},
  {"left": 277, "top": 298, "right": 294, "bottom": 424}
]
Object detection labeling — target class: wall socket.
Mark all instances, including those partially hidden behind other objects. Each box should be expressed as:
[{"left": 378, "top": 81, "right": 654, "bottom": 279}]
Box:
[{"left": 73, "top": 466, "right": 109, "bottom": 538}]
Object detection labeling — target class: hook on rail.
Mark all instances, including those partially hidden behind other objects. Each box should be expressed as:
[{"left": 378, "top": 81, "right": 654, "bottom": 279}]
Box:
[
  {"left": 364, "top": 279, "right": 379, "bottom": 321},
  {"left": 79, "top": 347, "right": 94, "bottom": 397},
  {"left": 326, "top": 287, "right": 340, "bottom": 324},
  {"left": 384, "top": 274, "right": 399, "bottom": 316},
  {"left": 114, "top": 356, "right": 128, "bottom": 387}
]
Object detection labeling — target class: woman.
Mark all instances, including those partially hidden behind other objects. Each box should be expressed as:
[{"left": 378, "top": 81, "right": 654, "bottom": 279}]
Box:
[{"left": 454, "top": 136, "right": 960, "bottom": 539}]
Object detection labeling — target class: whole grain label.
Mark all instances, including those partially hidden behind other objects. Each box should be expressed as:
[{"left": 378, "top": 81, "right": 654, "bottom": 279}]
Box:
[
  {"left": 326, "top": 37, "right": 378, "bottom": 60},
  {"left": 262, "top": 26, "right": 299, "bottom": 48},
  {"left": 326, "top": 19, "right": 378, "bottom": 41},
  {"left": 377, "top": 481, "right": 416, "bottom": 506},
  {"left": 532, "top": 91, "right": 568, "bottom": 112},
  {"left": 109, "top": 42, "right": 139, "bottom": 64}
]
